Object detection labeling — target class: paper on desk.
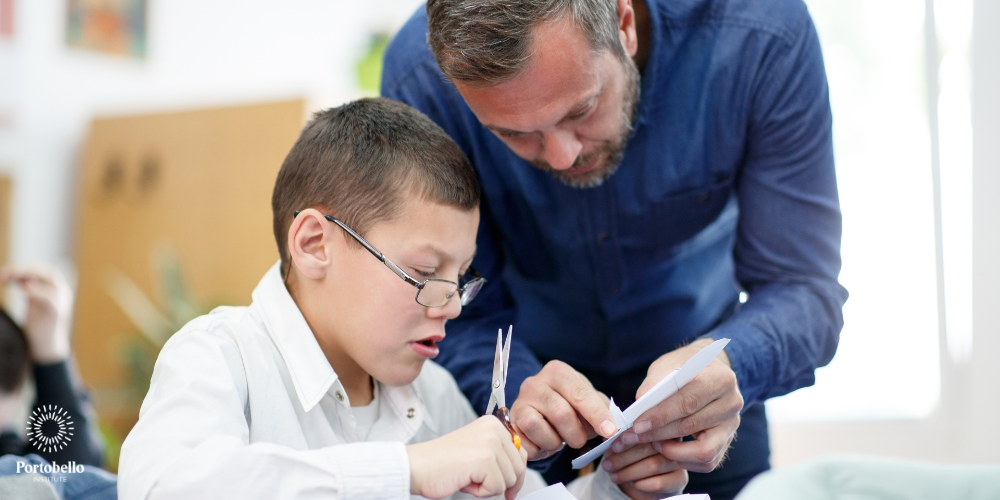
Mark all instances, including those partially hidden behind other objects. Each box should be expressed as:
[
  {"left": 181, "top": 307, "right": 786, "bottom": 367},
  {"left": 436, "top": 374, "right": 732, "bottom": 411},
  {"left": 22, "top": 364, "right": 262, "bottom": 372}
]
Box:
[
  {"left": 519, "top": 483, "right": 577, "bottom": 500},
  {"left": 519, "top": 483, "right": 710, "bottom": 500},
  {"left": 570, "top": 338, "right": 730, "bottom": 469}
]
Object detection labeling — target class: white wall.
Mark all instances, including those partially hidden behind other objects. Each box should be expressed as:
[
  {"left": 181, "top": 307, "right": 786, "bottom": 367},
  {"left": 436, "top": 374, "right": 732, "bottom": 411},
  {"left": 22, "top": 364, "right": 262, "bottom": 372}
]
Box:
[
  {"left": 966, "top": 0, "right": 1000, "bottom": 464},
  {"left": 0, "top": 0, "right": 422, "bottom": 268}
]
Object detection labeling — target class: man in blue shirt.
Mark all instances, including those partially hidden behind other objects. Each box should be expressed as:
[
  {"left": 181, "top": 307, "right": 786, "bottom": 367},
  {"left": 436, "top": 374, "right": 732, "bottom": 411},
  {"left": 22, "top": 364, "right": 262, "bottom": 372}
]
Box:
[{"left": 382, "top": 0, "right": 847, "bottom": 498}]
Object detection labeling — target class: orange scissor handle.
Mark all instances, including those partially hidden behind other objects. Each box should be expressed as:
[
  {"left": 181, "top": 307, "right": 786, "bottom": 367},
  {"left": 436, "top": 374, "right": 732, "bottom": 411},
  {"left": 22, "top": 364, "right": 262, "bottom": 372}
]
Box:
[{"left": 494, "top": 406, "right": 521, "bottom": 450}]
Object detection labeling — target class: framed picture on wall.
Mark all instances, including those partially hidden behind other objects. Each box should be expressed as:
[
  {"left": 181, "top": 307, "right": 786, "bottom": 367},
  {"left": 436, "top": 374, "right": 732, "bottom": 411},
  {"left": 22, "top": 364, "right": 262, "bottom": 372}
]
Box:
[
  {"left": 0, "top": 0, "right": 13, "bottom": 39},
  {"left": 66, "top": 0, "right": 146, "bottom": 59}
]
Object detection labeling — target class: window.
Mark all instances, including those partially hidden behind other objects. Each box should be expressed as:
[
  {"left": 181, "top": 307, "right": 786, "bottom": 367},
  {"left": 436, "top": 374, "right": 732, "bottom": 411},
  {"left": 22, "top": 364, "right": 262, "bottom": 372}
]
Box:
[{"left": 767, "top": 0, "right": 972, "bottom": 422}]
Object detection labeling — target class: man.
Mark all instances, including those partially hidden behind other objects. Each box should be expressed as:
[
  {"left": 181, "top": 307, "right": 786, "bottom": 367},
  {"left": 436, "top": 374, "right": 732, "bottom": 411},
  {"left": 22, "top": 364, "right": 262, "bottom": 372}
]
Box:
[{"left": 382, "top": 0, "right": 847, "bottom": 498}]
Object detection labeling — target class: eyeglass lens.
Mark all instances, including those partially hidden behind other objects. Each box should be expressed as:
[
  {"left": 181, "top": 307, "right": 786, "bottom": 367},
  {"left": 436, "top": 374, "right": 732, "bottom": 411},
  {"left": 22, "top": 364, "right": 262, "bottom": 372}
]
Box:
[
  {"left": 416, "top": 280, "right": 459, "bottom": 307},
  {"left": 415, "top": 276, "right": 485, "bottom": 307}
]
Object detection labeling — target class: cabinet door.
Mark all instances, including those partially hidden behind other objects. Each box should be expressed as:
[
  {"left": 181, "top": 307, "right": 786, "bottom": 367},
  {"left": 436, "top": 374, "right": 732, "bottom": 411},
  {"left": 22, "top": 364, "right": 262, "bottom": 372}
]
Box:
[{"left": 73, "top": 100, "right": 304, "bottom": 436}]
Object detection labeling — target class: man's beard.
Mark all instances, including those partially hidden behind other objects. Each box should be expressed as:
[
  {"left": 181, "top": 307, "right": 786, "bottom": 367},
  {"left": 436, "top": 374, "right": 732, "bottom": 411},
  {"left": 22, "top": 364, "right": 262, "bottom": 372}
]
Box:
[{"left": 529, "top": 56, "right": 641, "bottom": 189}]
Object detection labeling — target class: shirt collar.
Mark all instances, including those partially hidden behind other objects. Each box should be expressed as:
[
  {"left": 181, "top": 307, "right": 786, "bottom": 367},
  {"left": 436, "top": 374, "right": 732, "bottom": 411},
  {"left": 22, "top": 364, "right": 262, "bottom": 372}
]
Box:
[
  {"left": 634, "top": 0, "right": 664, "bottom": 129},
  {"left": 251, "top": 261, "right": 338, "bottom": 412}
]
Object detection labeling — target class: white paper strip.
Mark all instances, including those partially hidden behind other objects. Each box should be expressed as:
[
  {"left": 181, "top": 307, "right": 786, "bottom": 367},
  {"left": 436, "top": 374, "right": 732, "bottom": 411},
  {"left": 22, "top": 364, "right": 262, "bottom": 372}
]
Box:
[{"left": 571, "top": 339, "right": 730, "bottom": 469}]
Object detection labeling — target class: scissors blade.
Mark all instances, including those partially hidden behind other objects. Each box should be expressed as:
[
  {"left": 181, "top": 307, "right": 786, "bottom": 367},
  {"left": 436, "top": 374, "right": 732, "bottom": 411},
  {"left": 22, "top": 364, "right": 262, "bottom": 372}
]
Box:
[
  {"left": 502, "top": 325, "right": 512, "bottom": 384},
  {"left": 486, "top": 328, "right": 506, "bottom": 415}
]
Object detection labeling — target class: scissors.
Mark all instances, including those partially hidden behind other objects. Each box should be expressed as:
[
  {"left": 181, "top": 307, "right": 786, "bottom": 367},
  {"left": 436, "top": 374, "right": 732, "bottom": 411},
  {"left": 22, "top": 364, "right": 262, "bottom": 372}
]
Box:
[{"left": 486, "top": 325, "right": 521, "bottom": 450}]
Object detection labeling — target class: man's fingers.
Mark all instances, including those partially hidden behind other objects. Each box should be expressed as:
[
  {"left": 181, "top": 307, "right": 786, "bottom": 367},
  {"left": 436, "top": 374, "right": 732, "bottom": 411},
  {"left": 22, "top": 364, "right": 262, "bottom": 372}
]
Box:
[
  {"left": 657, "top": 425, "right": 736, "bottom": 473},
  {"left": 528, "top": 441, "right": 565, "bottom": 461},
  {"left": 632, "top": 395, "right": 742, "bottom": 443},
  {"left": 510, "top": 403, "right": 563, "bottom": 458},
  {"left": 539, "top": 384, "right": 593, "bottom": 448},
  {"left": 631, "top": 361, "right": 740, "bottom": 436},
  {"left": 602, "top": 442, "right": 659, "bottom": 473},
  {"left": 543, "top": 361, "right": 617, "bottom": 438},
  {"left": 513, "top": 360, "right": 613, "bottom": 456},
  {"left": 610, "top": 453, "right": 680, "bottom": 484},
  {"left": 629, "top": 469, "right": 689, "bottom": 496},
  {"left": 654, "top": 363, "right": 732, "bottom": 419}
]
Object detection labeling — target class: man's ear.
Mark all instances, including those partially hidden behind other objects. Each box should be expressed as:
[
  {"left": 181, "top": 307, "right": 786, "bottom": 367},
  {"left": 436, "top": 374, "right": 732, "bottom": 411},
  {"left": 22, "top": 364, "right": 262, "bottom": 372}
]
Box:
[
  {"left": 617, "top": 0, "right": 639, "bottom": 58},
  {"left": 287, "top": 209, "right": 333, "bottom": 281}
]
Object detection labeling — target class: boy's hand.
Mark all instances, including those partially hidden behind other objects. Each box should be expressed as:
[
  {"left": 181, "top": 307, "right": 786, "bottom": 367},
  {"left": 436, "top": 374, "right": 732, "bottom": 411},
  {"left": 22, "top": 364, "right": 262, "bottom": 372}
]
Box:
[
  {"left": 407, "top": 415, "right": 528, "bottom": 499},
  {"left": 0, "top": 265, "right": 75, "bottom": 364}
]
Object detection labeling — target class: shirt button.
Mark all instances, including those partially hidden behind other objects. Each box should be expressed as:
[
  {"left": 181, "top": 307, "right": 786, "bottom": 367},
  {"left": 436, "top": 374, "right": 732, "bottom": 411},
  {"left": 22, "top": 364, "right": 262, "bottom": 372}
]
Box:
[
  {"left": 335, "top": 391, "right": 345, "bottom": 402},
  {"left": 697, "top": 193, "right": 711, "bottom": 204},
  {"left": 406, "top": 408, "right": 415, "bottom": 418},
  {"left": 597, "top": 232, "right": 610, "bottom": 243}
]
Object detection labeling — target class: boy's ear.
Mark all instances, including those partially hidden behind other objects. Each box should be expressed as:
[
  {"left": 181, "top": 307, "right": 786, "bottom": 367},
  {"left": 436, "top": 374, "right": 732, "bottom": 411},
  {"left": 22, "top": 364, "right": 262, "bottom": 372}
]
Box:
[{"left": 288, "top": 209, "right": 334, "bottom": 281}]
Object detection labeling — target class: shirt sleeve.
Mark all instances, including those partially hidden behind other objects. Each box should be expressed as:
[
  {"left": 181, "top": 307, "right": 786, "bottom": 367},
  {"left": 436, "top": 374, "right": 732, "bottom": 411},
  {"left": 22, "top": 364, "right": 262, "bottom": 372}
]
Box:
[
  {"left": 705, "top": 13, "right": 849, "bottom": 406},
  {"left": 118, "top": 328, "right": 410, "bottom": 500},
  {"left": 381, "top": 19, "right": 542, "bottom": 416},
  {"left": 30, "top": 360, "right": 105, "bottom": 467}
]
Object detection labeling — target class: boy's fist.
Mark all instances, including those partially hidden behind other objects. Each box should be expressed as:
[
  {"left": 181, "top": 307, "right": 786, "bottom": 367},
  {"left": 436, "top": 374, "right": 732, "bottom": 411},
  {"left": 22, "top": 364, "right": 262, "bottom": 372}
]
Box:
[{"left": 407, "top": 415, "right": 528, "bottom": 499}]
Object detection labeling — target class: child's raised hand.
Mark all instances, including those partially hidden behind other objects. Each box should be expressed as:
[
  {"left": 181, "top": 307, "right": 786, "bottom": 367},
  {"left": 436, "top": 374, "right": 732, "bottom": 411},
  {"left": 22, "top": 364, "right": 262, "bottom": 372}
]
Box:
[
  {"left": 0, "top": 264, "right": 74, "bottom": 364},
  {"left": 407, "top": 415, "right": 528, "bottom": 499}
]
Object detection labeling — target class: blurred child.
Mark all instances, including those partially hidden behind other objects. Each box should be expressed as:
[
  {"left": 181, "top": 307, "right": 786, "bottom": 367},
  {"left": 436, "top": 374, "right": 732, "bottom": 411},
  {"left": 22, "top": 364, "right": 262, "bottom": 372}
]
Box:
[
  {"left": 118, "top": 98, "right": 531, "bottom": 499},
  {"left": 0, "top": 265, "right": 104, "bottom": 467}
]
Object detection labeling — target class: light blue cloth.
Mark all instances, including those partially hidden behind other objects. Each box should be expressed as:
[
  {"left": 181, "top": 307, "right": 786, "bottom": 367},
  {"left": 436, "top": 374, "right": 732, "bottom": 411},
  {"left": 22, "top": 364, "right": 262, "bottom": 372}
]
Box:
[
  {"left": 735, "top": 455, "right": 1000, "bottom": 500},
  {"left": 0, "top": 454, "right": 117, "bottom": 500}
]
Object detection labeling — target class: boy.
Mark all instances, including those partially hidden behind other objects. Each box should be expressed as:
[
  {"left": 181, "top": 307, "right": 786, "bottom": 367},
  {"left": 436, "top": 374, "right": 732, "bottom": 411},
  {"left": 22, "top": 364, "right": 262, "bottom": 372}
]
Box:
[
  {"left": 119, "top": 98, "right": 527, "bottom": 500},
  {"left": 118, "top": 98, "right": 637, "bottom": 500}
]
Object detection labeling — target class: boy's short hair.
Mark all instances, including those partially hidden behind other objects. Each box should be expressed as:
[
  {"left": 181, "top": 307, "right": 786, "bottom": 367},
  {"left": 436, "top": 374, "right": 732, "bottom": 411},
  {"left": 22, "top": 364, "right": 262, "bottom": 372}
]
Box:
[
  {"left": 272, "top": 97, "right": 480, "bottom": 277},
  {"left": 0, "top": 308, "right": 29, "bottom": 394}
]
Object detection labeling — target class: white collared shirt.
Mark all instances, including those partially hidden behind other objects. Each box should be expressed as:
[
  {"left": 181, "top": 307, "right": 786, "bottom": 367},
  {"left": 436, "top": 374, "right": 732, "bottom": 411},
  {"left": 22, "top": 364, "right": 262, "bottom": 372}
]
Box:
[{"left": 118, "top": 262, "right": 628, "bottom": 500}]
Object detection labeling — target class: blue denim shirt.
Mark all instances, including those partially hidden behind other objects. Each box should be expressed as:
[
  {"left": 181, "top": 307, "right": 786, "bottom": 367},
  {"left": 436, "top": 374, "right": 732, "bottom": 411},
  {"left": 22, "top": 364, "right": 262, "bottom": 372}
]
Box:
[{"left": 382, "top": 0, "right": 847, "bottom": 416}]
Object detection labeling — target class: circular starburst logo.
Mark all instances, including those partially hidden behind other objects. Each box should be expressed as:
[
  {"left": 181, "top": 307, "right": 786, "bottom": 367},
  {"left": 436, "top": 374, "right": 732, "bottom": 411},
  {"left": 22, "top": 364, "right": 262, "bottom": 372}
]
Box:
[{"left": 26, "top": 405, "right": 75, "bottom": 453}]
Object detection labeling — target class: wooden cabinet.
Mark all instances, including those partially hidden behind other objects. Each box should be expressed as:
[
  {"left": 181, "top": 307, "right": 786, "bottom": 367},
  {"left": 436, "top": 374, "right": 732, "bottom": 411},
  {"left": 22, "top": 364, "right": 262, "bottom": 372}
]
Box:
[{"left": 72, "top": 100, "right": 305, "bottom": 444}]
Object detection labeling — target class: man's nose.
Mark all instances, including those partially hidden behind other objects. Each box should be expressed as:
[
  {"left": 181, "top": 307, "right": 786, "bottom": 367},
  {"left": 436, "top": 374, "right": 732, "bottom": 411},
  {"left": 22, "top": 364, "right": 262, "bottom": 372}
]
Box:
[{"left": 541, "top": 130, "right": 582, "bottom": 171}]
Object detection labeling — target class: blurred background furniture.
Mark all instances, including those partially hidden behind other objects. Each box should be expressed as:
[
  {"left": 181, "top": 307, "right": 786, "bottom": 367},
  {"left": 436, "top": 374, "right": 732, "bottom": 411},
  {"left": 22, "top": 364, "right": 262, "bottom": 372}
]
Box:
[{"left": 72, "top": 100, "right": 304, "bottom": 466}]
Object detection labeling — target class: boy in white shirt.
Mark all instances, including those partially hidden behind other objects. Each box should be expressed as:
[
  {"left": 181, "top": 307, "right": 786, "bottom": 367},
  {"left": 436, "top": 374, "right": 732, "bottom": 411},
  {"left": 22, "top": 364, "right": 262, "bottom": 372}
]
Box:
[{"left": 118, "top": 98, "right": 631, "bottom": 500}]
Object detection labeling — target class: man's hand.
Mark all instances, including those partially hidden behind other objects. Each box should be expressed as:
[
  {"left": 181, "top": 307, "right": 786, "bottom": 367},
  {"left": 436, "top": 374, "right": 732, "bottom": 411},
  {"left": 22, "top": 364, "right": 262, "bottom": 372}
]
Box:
[
  {"left": 509, "top": 360, "right": 619, "bottom": 460},
  {"left": 601, "top": 441, "right": 689, "bottom": 500},
  {"left": 612, "top": 339, "right": 742, "bottom": 481},
  {"left": 407, "top": 415, "right": 528, "bottom": 499},
  {"left": 0, "top": 265, "right": 75, "bottom": 364}
]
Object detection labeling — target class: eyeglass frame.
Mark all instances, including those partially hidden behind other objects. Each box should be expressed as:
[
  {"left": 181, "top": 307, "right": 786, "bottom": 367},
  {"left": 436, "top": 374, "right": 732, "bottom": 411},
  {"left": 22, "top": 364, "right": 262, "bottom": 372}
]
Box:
[{"left": 292, "top": 210, "right": 485, "bottom": 308}]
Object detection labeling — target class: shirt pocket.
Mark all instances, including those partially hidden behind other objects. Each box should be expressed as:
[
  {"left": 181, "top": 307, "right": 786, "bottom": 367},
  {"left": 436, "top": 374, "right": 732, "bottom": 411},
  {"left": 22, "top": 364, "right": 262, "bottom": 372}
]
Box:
[{"left": 616, "top": 172, "right": 735, "bottom": 262}]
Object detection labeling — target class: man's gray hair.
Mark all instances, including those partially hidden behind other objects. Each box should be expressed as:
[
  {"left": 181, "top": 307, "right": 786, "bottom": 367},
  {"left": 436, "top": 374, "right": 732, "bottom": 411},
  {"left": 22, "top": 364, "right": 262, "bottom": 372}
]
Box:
[{"left": 426, "top": 0, "right": 625, "bottom": 86}]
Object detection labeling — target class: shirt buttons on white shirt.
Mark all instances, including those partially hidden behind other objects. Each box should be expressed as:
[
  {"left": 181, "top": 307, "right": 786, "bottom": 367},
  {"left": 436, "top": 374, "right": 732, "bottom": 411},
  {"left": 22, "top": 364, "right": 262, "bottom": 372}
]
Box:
[
  {"left": 335, "top": 391, "right": 345, "bottom": 402},
  {"left": 406, "top": 408, "right": 415, "bottom": 418}
]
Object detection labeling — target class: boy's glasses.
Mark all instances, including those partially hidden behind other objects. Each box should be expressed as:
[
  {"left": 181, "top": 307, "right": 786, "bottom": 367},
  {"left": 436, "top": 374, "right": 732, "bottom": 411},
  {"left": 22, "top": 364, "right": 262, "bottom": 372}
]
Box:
[{"left": 293, "top": 211, "right": 486, "bottom": 308}]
